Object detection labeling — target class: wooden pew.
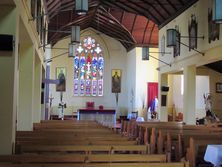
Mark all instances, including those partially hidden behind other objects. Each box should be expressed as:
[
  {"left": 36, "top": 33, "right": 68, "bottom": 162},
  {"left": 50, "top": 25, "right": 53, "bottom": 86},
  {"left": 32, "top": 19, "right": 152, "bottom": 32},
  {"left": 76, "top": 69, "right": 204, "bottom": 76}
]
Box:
[
  {"left": 9, "top": 120, "right": 191, "bottom": 167},
  {"left": 33, "top": 123, "right": 104, "bottom": 130},
  {"left": 186, "top": 136, "right": 222, "bottom": 167},
  {"left": 16, "top": 120, "right": 139, "bottom": 154},
  {"left": 0, "top": 154, "right": 167, "bottom": 163},
  {"left": 128, "top": 121, "right": 222, "bottom": 163},
  {"left": 154, "top": 127, "right": 222, "bottom": 162},
  {"left": 0, "top": 162, "right": 189, "bottom": 167},
  {"left": 16, "top": 139, "right": 137, "bottom": 145},
  {"left": 18, "top": 145, "right": 148, "bottom": 154},
  {"left": 40, "top": 120, "right": 97, "bottom": 124}
]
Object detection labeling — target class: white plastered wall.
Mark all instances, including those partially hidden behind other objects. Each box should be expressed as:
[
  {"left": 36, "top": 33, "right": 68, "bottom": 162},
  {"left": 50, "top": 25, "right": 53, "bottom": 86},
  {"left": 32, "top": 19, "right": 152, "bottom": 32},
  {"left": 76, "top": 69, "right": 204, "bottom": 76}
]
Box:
[{"left": 158, "top": 0, "right": 222, "bottom": 122}]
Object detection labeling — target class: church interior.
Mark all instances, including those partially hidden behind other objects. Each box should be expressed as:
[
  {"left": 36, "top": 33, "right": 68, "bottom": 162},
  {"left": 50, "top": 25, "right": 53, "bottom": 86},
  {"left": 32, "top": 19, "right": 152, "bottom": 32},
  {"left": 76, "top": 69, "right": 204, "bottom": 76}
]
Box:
[{"left": 0, "top": 0, "right": 222, "bottom": 166}]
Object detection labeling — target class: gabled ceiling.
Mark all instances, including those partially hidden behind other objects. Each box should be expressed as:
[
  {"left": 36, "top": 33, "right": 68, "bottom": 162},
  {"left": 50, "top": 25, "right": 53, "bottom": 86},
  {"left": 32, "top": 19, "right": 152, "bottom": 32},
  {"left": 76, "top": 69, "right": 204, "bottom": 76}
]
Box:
[{"left": 45, "top": 0, "right": 198, "bottom": 51}]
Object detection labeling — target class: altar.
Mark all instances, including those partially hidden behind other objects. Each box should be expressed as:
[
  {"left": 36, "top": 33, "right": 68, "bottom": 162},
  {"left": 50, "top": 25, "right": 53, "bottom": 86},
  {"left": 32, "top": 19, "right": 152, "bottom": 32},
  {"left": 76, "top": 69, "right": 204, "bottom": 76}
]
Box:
[{"left": 77, "top": 108, "right": 116, "bottom": 127}]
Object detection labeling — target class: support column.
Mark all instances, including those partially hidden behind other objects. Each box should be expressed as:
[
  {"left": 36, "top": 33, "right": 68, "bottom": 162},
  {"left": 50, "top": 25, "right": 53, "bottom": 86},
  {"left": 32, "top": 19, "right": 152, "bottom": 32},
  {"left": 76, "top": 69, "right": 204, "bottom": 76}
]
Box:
[
  {"left": 183, "top": 65, "right": 196, "bottom": 125},
  {"left": 44, "top": 45, "right": 51, "bottom": 120},
  {"left": 0, "top": 6, "right": 18, "bottom": 154},
  {"left": 33, "top": 54, "right": 42, "bottom": 123},
  {"left": 17, "top": 42, "right": 35, "bottom": 130},
  {"left": 159, "top": 73, "right": 168, "bottom": 121}
]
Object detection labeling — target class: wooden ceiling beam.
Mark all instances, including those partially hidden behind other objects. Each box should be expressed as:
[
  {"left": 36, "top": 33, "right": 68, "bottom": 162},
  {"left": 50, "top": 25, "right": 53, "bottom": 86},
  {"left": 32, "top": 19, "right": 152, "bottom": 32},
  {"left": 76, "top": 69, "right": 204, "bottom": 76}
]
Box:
[
  {"left": 112, "top": 0, "right": 160, "bottom": 24},
  {"left": 97, "top": 6, "right": 134, "bottom": 35},
  {"left": 96, "top": 10, "right": 121, "bottom": 26},
  {"left": 48, "top": 2, "right": 62, "bottom": 19},
  {"left": 159, "top": 0, "right": 198, "bottom": 28},
  {"left": 120, "top": 11, "right": 125, "bottom": 23},
  {"left": 177, "top": 0, "right": 185, "bottom": 6},
  {"left": 148, "top": 22, "right": 156, "bottom": 46},
  {"left": 131, "top": 15, "right": 137, "bottom": 34},
  {"left": 139, "top": 0, "right": 166, "bottom": 21},
  {"left": 48, "top": 18, "right": 92, "bottom": 43},
  {"left": 46, "top": 0, "right": 54, "bottom": 6},
  {"left": 92, "top": 20, "right": 126, "bottom": 39},
  {"left": 165, "top": 0, "right": 178, "bottom": 11},
  {"left": 89, "top": 1, "right": 101, "bottom": 29},
  {"left": 95, "top": 14, "right": 131, "bottom": 39},
  {"left": 59, "top": 2, "right": 74, "bottom": 11},
  {"left": 47, "top": 0, "right": 61, "bottom": 12},
  {"left": 155, "top": 0, "right": 171, "bottom": 16},
  {"left": 142, "top": 20, "right": 149, "bottom": 44},
  {"left": 95, "top": 11, "right": 135, "bottom": 43},
  {"left": 93, "top": 17, "right": 134, "bottom": 43},
  {"left": 92, "top": 22, "right": 131, "bottom": 49},
  {"left": 100, "top": 0, "right": 135, "bottom": 14}
]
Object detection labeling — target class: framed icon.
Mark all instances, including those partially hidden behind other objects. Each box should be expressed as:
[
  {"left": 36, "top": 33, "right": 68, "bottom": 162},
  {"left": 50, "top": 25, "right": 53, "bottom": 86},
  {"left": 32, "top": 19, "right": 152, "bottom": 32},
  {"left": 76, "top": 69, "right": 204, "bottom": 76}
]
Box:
[
  {"left": 216, "top": 83, "right": 222, "bottom": 93},
  {"left": 111, "top": 69, "right": 121, "bottom": 93},
  {"left": 56, "top": 67, "right": 66, "bottom": 92}
]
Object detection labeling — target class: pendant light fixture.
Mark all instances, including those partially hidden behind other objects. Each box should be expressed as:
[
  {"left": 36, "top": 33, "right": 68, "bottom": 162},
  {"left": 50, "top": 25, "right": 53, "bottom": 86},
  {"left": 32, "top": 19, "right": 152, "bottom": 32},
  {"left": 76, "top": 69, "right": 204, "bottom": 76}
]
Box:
[
  {"left": 213, "top": 0, "right": 222, "bottom": 23},
  {"left": 71, "top": 26, "right": 80, "bottom": 44},
  {"left": 75, "top": 0, "right": 88, "bottom": 15},
  {"left": 166, "top": 29, "right": 177, "bottom": 47},
  {"left": 68, "top": 43, "right": 76, "bottom": 57}
]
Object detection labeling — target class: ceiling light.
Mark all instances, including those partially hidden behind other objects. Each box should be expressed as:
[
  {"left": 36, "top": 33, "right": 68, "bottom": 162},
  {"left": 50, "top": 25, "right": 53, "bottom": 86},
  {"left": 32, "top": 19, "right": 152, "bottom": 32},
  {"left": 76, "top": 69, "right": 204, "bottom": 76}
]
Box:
[
  {"left": 71, "top": 26, "right": 80, "bottom": 44},
  {"left": 75, "top": 0, "right": 88, "bottom": 15},
  {"left": 213, "top": 0, "right": 222, "bottom": 23}
]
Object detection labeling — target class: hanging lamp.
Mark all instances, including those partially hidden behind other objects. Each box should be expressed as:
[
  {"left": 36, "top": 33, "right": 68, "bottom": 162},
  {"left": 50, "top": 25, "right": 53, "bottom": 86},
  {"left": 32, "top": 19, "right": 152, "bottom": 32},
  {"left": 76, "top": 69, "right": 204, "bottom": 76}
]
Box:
[
  {"left": 75, "top": 0, "right": 88, "bottom": 15},
  {"left": 166, "top": 29, "right": 177, "bottom": 47},
  {"left": 68, "top": 43, "right": 76, "bottom": 57},
  {"left": 71, "top": 26, "right": 80, "bottom": 44},
  {"left": 213, "top": 0, "right": 222, "bottom": 23},
  {"left": 142, "top": 47, "right": 149, "bottom": 60}
]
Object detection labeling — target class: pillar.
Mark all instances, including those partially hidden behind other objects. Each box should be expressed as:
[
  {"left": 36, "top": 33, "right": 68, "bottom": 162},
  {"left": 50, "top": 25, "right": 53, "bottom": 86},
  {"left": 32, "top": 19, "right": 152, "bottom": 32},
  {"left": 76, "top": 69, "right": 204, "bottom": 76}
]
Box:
[
  {"left": 0, "top": 5, "right": 18, "bottom": 154},
  {"left": 183, "top": 65, "right": 196, "bottom": 125},
  {"left": 44, "top": 45, "right": 52, "bottom": 120},
  {"left": 33, "top": 53, "right": 42, "bottom": 123},
  {"left": 17, "top": 42, "right": 35, "bottom": 130},
  {"left": 159, "top": 73, "right": 168, "bottom": 121}
]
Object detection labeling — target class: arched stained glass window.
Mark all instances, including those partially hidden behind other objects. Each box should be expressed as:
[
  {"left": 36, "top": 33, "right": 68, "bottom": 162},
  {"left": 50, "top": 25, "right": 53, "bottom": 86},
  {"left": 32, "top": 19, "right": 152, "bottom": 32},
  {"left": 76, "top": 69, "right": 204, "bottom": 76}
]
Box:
[{"left": 74, "top": 37, "right": 104, "bottom": 96}]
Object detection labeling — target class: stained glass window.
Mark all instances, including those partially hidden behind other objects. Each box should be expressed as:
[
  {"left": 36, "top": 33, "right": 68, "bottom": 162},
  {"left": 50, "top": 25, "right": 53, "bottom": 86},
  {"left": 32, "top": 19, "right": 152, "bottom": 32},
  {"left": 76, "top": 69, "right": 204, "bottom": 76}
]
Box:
[{"left": 74, "top": 37, "right": 104, "bottom": 96}]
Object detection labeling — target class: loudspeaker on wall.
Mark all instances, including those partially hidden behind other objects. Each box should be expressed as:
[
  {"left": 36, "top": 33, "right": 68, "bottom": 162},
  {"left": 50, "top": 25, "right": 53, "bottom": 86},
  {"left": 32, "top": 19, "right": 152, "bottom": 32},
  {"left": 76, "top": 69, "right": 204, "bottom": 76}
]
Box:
[
  {"left": 0, "top": 34, "right": 13, "bottom": 51},
  {"left": 161, "top": 86, "right": 169, "bottom": 92}
]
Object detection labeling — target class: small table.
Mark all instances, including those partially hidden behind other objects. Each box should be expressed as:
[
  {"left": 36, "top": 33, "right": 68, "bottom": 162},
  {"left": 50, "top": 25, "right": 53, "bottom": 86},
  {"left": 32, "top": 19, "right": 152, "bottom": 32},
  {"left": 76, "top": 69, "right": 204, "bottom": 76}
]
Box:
[{"left": 204, "top": 145, "right": 222, "bottom": 167}]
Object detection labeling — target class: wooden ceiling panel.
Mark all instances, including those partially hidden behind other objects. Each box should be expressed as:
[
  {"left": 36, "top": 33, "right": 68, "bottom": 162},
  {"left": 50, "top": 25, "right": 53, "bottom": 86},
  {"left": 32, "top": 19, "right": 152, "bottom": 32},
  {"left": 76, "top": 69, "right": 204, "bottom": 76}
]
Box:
[
  {"left": 121, "top": 13, "right": 136, "bottom": 31},
  {"left": 45, "top": 0, "right": 198, "bottom": 50}
]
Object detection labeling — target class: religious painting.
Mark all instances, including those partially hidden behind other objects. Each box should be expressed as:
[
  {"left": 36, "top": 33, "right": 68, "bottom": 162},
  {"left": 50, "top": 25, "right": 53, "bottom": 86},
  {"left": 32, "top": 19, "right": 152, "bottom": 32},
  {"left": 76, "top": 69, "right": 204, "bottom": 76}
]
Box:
[
  {"left": 160, "top": 35, "right": 165, "bottom": 57},
  {"left": 56, "top": 67, "right": 66, "bottom": 92},
  {"left": 216, "top": 83, "right": 222, "bottom": 93},
  {"left": 111, "top": 69, "right": 121, "bottom": 93},
  {"left": 31, "top": 0, "right": 36, "bottom": 18},
  {"left": 208, "top": 8, "right": 220, "bottom": 43},
  {"left": 174, "top": 25, "right": 180, "bottom": 57},
  {"left": 188, "top": 15, "right": 197, "bottom": 51}
]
